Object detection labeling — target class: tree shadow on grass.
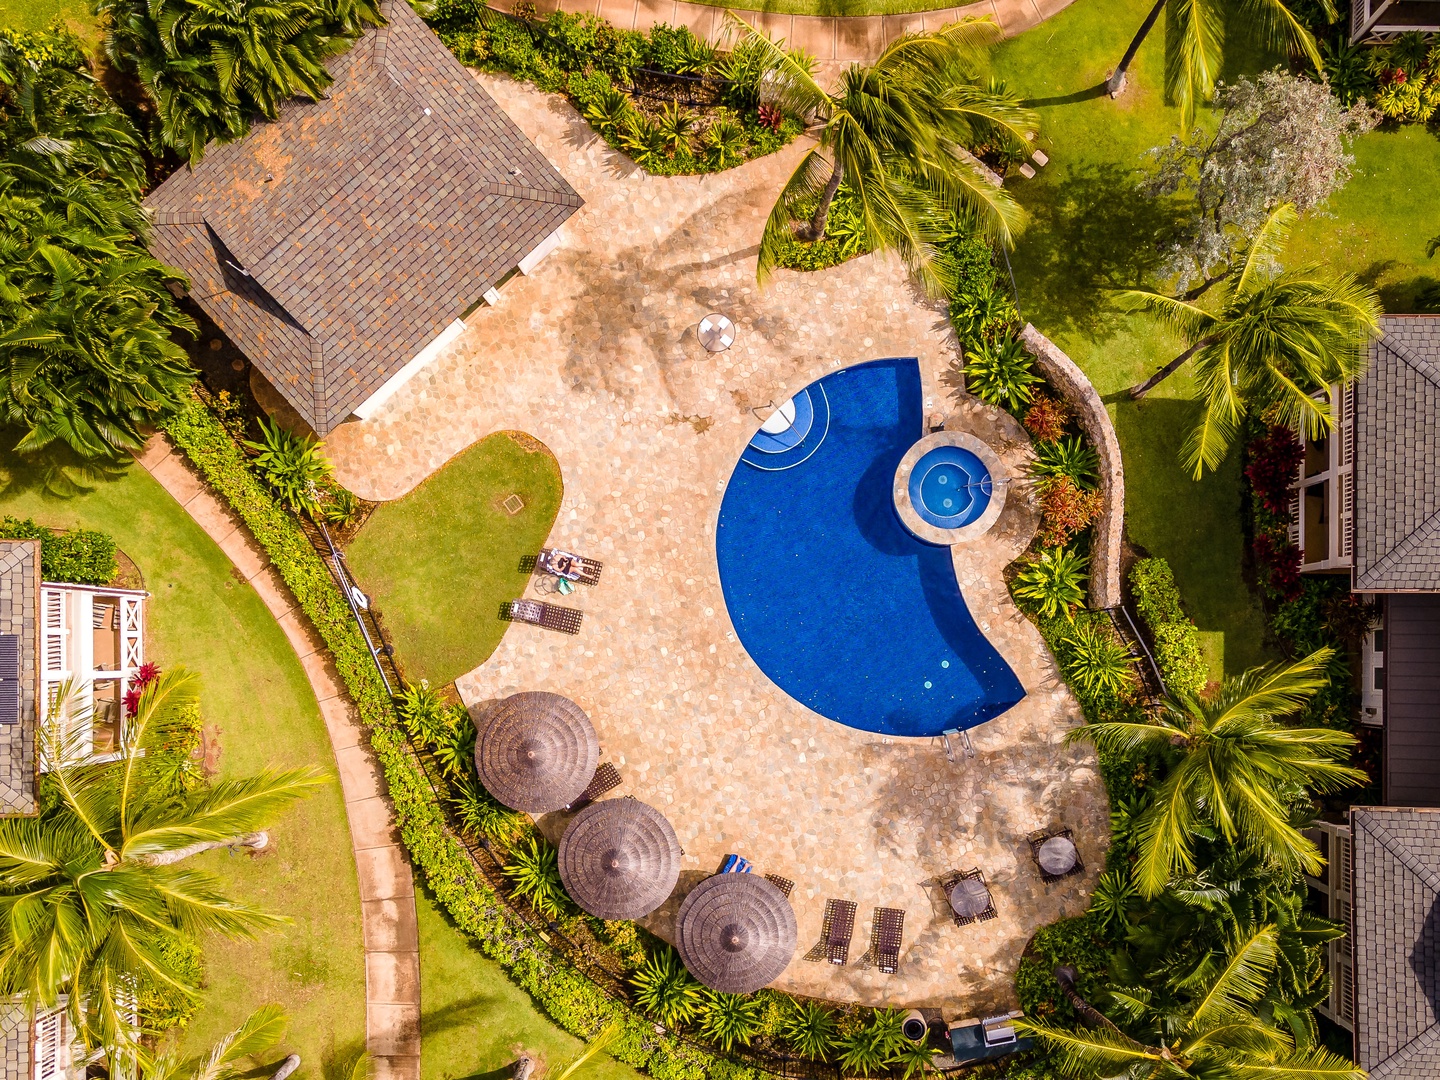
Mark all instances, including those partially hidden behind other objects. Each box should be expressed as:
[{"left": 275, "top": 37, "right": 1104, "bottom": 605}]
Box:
[
  {"left": 0, "top": 427, "right": 132, "bottom": 500},
  {"left": 1380, "top": 274, "right": 1440, "bottom": 314},
  {"left": 1009, "top": 161, "right": 1186, "bottom": 344}
]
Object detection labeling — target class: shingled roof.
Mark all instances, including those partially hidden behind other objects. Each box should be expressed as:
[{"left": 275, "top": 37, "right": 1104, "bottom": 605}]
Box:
[
  {"left": 143, "top": 0, "right": 582, "bottom": 434},
  {"left": 1354, "top": 316, "right": 1440, "bottom": 591},
  {"left": 1351, "top": 806, "right": 1440, "bottom": 1078}
]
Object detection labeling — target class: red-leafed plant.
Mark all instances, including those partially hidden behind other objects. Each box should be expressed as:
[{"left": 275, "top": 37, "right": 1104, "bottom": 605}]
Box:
[
  {"left": 123, "top": 661, "right": 162, "bottom": 718},
  {"left": 1252, "top": 530, "right": 1303, "bottom": 601},
  {"left": 1024, "top": 393, "right": 1071, "bottom": 444},
  {"left": 756, "top": 104, "right": 783, "bottom": 131},
  {"left": 1244, "top": 425, "right": 1303, "bottom": 517},
  {"left": 1038, "top": 476, "right": 1104, "bottom": 547}
]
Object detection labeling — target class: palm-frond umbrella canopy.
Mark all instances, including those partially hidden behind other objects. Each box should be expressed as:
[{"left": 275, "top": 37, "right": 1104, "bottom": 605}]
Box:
[
  {"left": 675, "top": 873, "right": 797, "bottom": 993},
  {"left": 474, "top": 691, "right": 599, "bottom": 813},
  {"left": 558, "top": 798, "right": 681, "bottom": 919}
]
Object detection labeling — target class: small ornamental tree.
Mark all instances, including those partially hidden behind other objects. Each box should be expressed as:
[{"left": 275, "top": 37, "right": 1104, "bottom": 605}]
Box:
[
  {"left": 1038, "top": 478, "right": 1103, "bottom": 548},
  {"left": 1245, "top": 424, "right": 1304, "bottom": 517},
  {"left": 1143, "top": 71, "right": 1379, "bottom": 290}
]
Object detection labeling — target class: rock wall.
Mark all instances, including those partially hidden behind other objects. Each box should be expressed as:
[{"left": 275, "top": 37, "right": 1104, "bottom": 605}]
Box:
[{"left": 1019, "top": 324, "right": 1124, "bottom": 610}]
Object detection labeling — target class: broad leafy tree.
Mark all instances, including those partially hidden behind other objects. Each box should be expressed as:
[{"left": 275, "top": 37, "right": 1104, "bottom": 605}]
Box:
[
  {"left": 0, "top": 671, "right": 325, "bottom": 1062},
  {"left": 1106, "top": 0, "right": 1331, "bottom": 130},
  {"left": 1070, "top": 647, "right": 1365, "bottom": 897},
  {"left": 1020, "top": 927, "right": 1366, "bottom": 1080},
  {"left": 97, "top": 0, "right": 384, "bottom": 161},
  {"left": 1123, "top": 204, "right": 1380, "bottom": 477},
  {"left": 731, "top": 13, "right": 1033, "bottom": 294}
]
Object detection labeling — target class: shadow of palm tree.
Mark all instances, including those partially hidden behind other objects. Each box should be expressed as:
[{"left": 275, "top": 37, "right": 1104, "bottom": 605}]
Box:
[{"left": 0, "top": 428, "right": 133, "bottom": 500}]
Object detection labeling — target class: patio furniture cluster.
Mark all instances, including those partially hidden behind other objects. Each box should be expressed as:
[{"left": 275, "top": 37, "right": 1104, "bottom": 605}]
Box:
[
  {"left": 1029, "top": 827, "right": 1084, "bottom": 883},
  {"left": 940, "top": 869, "right": 996, "bottom": 926}
]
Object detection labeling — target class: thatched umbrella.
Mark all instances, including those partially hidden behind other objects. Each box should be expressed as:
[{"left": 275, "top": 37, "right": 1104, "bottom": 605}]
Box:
[
  {"left": 558, "top": 798, "right": 681, "bottom": 919},
  {"left": 675, "top": 873, "right": 797, "bottom": 993},
  {"left": 474, "top": 691, "right": 599, "bottom": 813}
]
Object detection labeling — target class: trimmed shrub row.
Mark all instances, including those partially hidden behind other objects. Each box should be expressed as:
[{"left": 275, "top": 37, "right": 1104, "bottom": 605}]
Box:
[
  {"left": 160, "top": 393, "right": 773, "bottom": 1080},
  {"left": 0, "top": 515, "right": 118, "bottom": 585},
  {"left": 1128, "top": 558, "right": 1206, "bottom": 697}
]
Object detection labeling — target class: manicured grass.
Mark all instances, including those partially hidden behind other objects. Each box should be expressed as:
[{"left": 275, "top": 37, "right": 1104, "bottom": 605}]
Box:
[
  {"left": 0, "top": 0, "right": 100, "bottom": 48},
  {"left": 418, "top": 887, "right": 644, "bottom": 1080},
  {"left": 0, "top": 448, "right": 366, "bottom": 1074},
  {"left": 673, "top": 0, "right": 958, "bottom": 16},
  {"left": 991, "top": 0, "right": 1303, "bottom": 678},
  {"left": 346, "top": 432, "right": 563, "bottom": 688}
]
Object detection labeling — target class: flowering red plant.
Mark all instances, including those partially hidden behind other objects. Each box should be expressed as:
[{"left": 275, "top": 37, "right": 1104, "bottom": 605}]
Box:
[
  {"left": 756, "top": 104, "right": 783, "bottom": 131},
  {"left": 1244, "top": 425, "right": 1303, "bottom": 517},
  {"left": 1252, "top": 530, "right": 1303, "bottom": 601},
  {"left": 123, "top": 661, "right": 162, "bottom": 718},
  {"left": 1038, "top": 476, "right": 1103, "bottom": 547}
]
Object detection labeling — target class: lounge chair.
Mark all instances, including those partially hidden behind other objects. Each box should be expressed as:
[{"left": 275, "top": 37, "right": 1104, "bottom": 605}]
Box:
[
  {"left": 503, "top": 599, "right": 583, "bottom": 635},
  {"left": 1029, "top": 827, "right": 1085, "bottom": 884},
  {"left": 565, "top": 761, "right": 621, "bottom": 811},
  {"left": 764, "top": 873, "right": 795, "bottom": 898},
  {"left": 536, "top": 548, "right": 603, "bottom": 586},
  {"left": 823, "top": 898, "right": 857, "bottom": 965},
  {"left": 941, "top": 868, "right": 998, "bottom": 927},
  {"left": 872, "top": 907, "right": 905, "bottom": 974}
]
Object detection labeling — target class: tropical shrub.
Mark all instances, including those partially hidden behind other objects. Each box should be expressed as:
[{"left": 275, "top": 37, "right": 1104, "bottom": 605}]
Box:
[
  {"left": 836, "top": 1010, "right": 906, "bottom": 1076},
  {"left": 631, "top": 948, "right": 704, "bottom": 1029},
  {"left": 135, "top": 933, "right": 204, "bottom": 1033},
  {"left": 647, "top": 23, "right": 713, "bottom": 75},
  {"left": 780, "top": 999, "right": 837, "bottom": 1060},
  {"left": 451, "top": 779, "right": 526, "bottom": 846},
  {"left": 395, "top": 680, "right": 448, "bottom": 747},
  {"left": 0, "top": 515, "right": 117, "bottom": 584},
  {"left": 1252, "top": 529, "right": 1304, "bottom": 601},
  {"left": 1030, "top": 435, "right": 1099, "bottom": 491},
  {"left": 1014, "top": 547, "right": 1088, "bottom": 620},
  {"left": 1023, "top": 393, "right": 1070, "bottom": 443},
  {"left": 1243, "top": 424, "right": 1303, "bottom": 516},
  {"left": 1061, "top": 617, "right": 1136, "bottom": 700},
  {"left": 1089, "top": 867, "right": 1136, "bottom": 934},
  {"left": 244, "top": 417, "right": 333, "bottom": 516},
  {"left": 770, "top": 183, "right": 872, "bottom": 271},
  {"left": 700, "top": 992, "right": 763, "bottom": 1052},
  {"left": 950, "top": 278, "right": 1019, "bottom": 349},
  {"left": 965, "top": 334, "right": 1041, "bottom": 411},
  {"left": 1130, "top": 558, "right": 1207, "bottom": 697},
  {"left": 1037, "top": 478, "right": 1103, "bottom": 548},
  {"left": 891, "top": 1041, "right": 937, "bottom": 1080},
  {"left": 431, "top": 704, "right": 478, "bottom": 780},
  {"left": 319, "top": 484, "right": 361, "bottom": 526},
  {"left": 504, "top": 834, "right": 566, "bottom": 918}
]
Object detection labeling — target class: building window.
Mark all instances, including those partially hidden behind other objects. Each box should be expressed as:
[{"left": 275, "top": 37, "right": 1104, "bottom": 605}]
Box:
[
  {"left": 1374, "top": 667, "right": 1385, "bottom": 691},
  {"left": 1374, "top": 629, "right": 1384, "bottom": 654}
]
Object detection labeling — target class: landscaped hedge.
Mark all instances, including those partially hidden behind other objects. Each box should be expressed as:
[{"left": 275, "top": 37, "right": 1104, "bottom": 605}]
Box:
[
  {"left": 0, "top": 515, "right": 118, "bottom": 585},
  {"left": 1128, "top": 558, "right": 1206, "bottom": 697},
  {"left": 161, "top": 393, "right": 773, "bottom": 1080}
]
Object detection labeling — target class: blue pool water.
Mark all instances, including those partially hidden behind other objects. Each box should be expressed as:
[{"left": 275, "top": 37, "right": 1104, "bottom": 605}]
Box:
[
  {"left": 716, "top": 358, "right": 1025, "bottom": 738},
  {"left": 911, "top": 446, "right": 992, "bottom": 529}
]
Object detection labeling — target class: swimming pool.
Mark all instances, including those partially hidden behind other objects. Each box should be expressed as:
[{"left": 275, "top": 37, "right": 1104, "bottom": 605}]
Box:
[{"left": 716, "top": 358, "right": 1025, "bottom": 738}]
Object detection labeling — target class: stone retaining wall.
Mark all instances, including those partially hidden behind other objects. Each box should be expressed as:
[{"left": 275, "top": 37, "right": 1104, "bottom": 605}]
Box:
[{"left": 1018, "top": 324, "right": 1124, "bottom": 610}]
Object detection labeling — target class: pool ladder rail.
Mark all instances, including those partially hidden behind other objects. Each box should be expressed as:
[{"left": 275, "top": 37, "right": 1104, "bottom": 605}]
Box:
[{"left": 939, "top": 727, "right": 976, "bottom": 763}]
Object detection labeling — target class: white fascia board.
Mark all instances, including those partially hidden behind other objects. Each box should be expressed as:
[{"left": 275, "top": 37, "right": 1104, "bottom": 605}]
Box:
[
  {"left": 517, "top": 227, "right": 564, "bottom": 276},
  {"left": 354, "top": 318, "right": 466, "bottom": 420}
]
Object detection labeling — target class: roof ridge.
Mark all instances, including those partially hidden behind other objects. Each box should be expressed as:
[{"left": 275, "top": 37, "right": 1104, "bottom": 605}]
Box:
[
  {"left": 1355, "top": 811, "right": 1440, "bottom": 894},
  {"left": 1356, "top": 504, "right": 1440, "bottom": 590},
  {"left": 1379, "top": 326, "right": 1440, "bottom": 391},
  {"left": 1371, "top": 1017, "right": 1440, "bottom": 1078}
]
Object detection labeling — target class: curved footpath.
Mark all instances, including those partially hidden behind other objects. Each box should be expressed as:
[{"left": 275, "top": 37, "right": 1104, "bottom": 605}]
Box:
[
  {"left": 523, "top": 0, "right": 1076, "bottom": 60},
  {"left": 135, "top": 434, "right": 422, "bottom": 1080}
]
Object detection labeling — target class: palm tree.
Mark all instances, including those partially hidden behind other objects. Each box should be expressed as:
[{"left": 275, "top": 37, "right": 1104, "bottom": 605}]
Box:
[
  {"left": 1019, "top": 927, "right": 1366, "bottom": 1080},
  {"left": 139, "top": 1002, "right": 292, "bottom": 1080},
  {"left": 1105, "top": 0, "right": 1331, "bottom": 130},
  {"left": 1069, "top": 648, "right": 1365, "bottom": 897},
  {"left": 98, "top": 0, "right": 383, "bottom": 161},
  {"left": 0, "top": 670, "right": 327, "bottom": 1062},
  {"left": 729, "top": 13, "right": 1033, "bottom": 294},
  {"left": 1123, "top": 203, "right": 1380, "bottom": 478}
]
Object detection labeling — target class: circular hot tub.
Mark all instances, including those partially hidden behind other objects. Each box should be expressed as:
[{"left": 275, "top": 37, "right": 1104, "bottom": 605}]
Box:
[
  {"left": 911, "top": 446, "right": 992, "bottom": 528},
  {"left": 893, "top": 431, "right": 1006, "bottom": 545}
]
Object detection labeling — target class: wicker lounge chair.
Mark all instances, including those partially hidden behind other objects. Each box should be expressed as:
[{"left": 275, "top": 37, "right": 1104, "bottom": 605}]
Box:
[
  {"left": 941, "top": 868, "right": 998, "bottom": 926},
  {"left": 1029, "top": 828, "right": 1085, "bottom": 884},
  {"left": 537, "top": 548, "right": 604, "bottom": 586},
  {"left": 504, "top": 599, "right": 583, "bottom": 635},
  {"left": 872, "top": 907, "right": 905, "bottom": 974},
  {"left": 564, "top": 761, "right": 621, "bottom": 811},
  {"left": 822, "top": 898, "right": 857, "bottom": 965},
  {"left": 764, "top": 873, "right": 794, "bottom": 898}
]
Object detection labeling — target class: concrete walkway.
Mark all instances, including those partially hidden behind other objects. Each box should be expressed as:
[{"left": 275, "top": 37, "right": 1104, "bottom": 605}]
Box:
[
  {"left": 135, "top": 435, "right": 422, "bottom": 1080},
  {"left": 527, "top": 0, "right": 1076, "bottom": 60}
]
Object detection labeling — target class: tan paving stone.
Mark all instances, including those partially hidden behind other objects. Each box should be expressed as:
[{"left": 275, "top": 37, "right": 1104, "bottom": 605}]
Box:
[
  {"left": 366, "top": 1006, "right": 422, "bottom": 1058},
  {"left": 136, "top": 433, "right": 174, "bottom": 471},
  {"left": 356, "top": 845, "right": 417, "bottom": 900},
  {"left": 363, "top": 898, "right": 421, "bottom": 953},
  {"left": 367, "top": 950, "right": 422, "bottom": 1004},
  {"left": 834, "top": 16, "right": 886, "bottom": 61},
  {"left": 299, "top": 648, "right": 346, "bottom": 703},
  {"left": 181, "top": 489, "right": 242, "bottom": 547},
  {"left": 276, "top": 607, "right": 322, "bottom": 661},
  {"left": 324, "top": 75, "right": 1107, "bottom": 1013},
  {"left": 247, "top": 565, "right": 296, "bottom": 619},
  {"left": 596, "top": 0, "right": 638, "bottom": 29},
  {"left": 147, "top": 451, "right": 206, "bottom": 509},
  {"left": 633, "top": 0, "right": 676, "bottom": 33},
  {"left": 335, "top": 743, "right": 387, "bottom": 802},
  {"left": 349, "top": 795, "right": 402, "bottom": 850},
  {"left": 216, "top": 527, "right": 268, "bottom": 583},
  {"left": 321, "top": 694, "right": 366, "bottom": 752}
]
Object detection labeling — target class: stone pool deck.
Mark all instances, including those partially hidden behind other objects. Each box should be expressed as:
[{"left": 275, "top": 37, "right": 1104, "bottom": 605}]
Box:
[{"left": 325, "top": 74, "right": 1107, "bottom": 1012}]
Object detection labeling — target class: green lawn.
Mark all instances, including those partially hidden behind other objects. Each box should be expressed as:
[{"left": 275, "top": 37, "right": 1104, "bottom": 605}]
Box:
[
  {"left": 0, "top": 0, "right": 100, "bottom": 47},
  {"left": 346, "top": 432, "right": 563, "bottom": 688},
  {"left": 0, "top": 449, "right": 366, "bottom": 1075},
  {"left": 990, "top": 0, "right": 1324, "bottom": 678},
  {"left": 418, "top": 887, "right": 643, "bottom": 1080}
]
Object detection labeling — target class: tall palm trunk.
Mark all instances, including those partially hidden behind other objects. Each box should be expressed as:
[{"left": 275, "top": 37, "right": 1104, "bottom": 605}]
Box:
[
  {"left": 801, "top": 160, "right": 845, "bottom": 241},
  {"left": 1129, "top": 335, "right": 1217, "bottom": 399},
  {"left": 1054, "top": 966, "right": 1123, "bottom": 1031},
  {"left": 133, "top": 830, "right": 270, "bottom": 866},
  {"left": 1108, "top": 0, "right": 1167, "bottom": 97}
]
